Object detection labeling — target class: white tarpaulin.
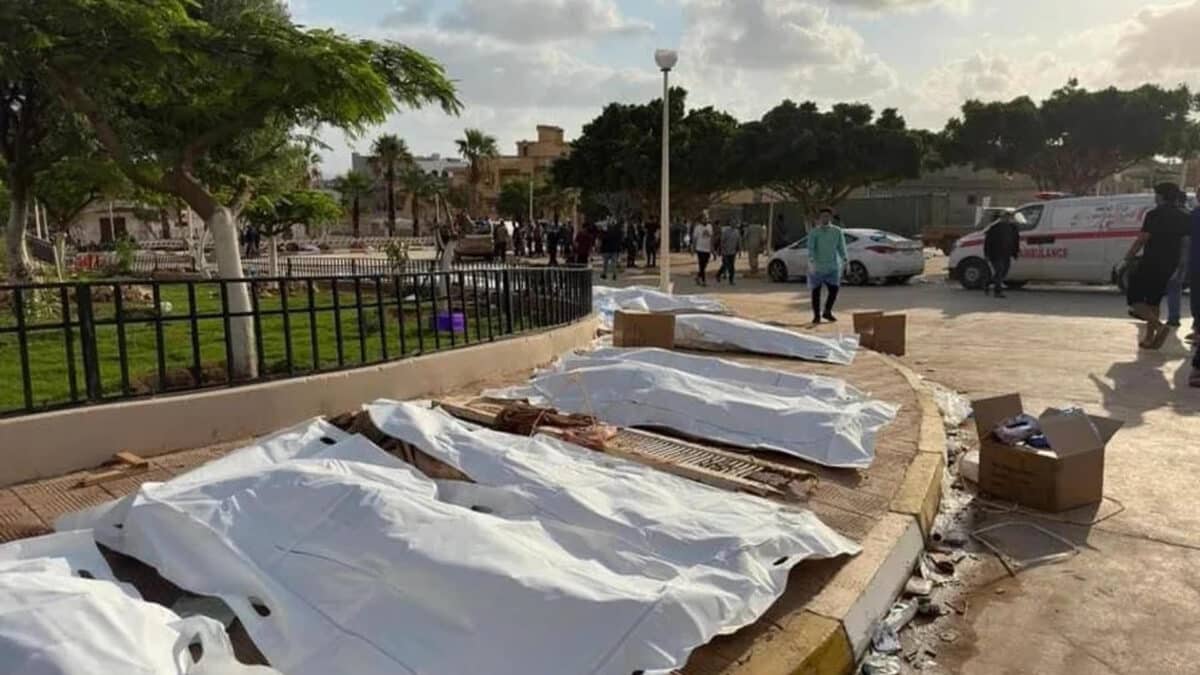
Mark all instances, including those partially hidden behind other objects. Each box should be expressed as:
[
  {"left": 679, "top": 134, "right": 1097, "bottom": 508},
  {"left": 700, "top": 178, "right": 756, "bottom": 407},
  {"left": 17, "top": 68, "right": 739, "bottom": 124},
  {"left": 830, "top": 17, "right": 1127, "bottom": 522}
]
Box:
[
  {"left": 593, "top": 285, "right": 727, "bottom": 329},
  {"left": 674, "top": 313, "right": 860, "bottom": 365},
  {"left": 0, "top": 530, "right": 277, "bottom": 675},
  {"left": 489, "top": 359, "right": 895, "bottom": 468},
  {"left": 61, "top": 417, "right": 856, "bottom": 675}
]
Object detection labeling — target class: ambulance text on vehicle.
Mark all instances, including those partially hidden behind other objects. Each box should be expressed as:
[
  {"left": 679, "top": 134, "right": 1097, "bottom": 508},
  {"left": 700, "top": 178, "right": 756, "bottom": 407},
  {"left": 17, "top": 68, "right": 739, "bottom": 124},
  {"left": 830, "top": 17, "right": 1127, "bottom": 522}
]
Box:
[{"left": 947, "top": 193, "right": 1174, "bottom": 290}]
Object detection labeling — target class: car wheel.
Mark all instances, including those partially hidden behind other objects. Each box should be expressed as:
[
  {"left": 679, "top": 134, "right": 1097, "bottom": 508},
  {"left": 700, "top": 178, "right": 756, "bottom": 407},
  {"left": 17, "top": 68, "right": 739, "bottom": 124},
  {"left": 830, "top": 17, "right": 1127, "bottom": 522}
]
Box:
[
  {"left": 846, "top": 261, "right": 869, "bottom": 286},
  {"left": 768, "top": 260, "right": 788, "bottom": 283},
  {"left": 958, "top": 258, "right": 990, "bottom": 290}
]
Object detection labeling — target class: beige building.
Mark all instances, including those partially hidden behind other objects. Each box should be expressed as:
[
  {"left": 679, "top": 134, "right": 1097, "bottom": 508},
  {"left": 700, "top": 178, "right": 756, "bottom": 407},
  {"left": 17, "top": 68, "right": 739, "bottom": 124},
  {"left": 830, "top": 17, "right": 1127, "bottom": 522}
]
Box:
[{"left": 451, "top": 125, "right": 572, "bottom": 216}]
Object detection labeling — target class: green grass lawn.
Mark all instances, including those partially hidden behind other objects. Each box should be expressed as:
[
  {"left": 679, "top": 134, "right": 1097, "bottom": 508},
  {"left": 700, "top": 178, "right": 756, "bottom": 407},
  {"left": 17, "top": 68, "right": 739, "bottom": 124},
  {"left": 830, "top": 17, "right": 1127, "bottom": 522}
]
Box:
[{"left": 0, "top": 277, "right": 574, "bottom": 415}]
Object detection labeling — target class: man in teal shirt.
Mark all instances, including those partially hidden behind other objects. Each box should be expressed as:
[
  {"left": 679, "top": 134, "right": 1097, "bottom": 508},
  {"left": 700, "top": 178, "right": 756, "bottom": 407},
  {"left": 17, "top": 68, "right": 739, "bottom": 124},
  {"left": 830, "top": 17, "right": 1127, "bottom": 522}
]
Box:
[{"left": 807, "top": 208, "right": 848, "bottom": 323}]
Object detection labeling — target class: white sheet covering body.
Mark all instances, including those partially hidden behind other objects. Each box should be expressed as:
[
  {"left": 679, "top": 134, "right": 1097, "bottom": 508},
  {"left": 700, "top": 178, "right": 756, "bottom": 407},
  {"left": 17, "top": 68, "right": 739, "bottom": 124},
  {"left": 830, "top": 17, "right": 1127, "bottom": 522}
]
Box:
[
  {"left": 0, "top": 531, "right": 276, "bottom": 675},
  {"left": 593, "top": 285, "right": 728, "bottom": 329},
  {"left": 674, "top": 314, "right": 860, "bottom": 364},
  {"left": 60, "top": 417, "right": 856, "bottom": 675},
  {"left": 545, "top": 346, "right": 872, "bottom": 403},
  {"left": 490, "top": 358, "right": 896, "bottom": 468}
]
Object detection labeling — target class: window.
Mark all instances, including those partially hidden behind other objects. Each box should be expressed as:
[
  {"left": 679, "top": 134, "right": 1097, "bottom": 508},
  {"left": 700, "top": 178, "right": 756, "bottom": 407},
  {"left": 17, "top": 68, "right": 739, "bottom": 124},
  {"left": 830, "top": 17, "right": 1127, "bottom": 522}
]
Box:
[
  {"left": 788, "top": 236, "right": 808, "bottom": 250},
  {"left": 844, "top": 234, "right": 859, "bottom": 244},
  {"left": 1014, "top": 205, "right": 1044, "bottom": 231}
]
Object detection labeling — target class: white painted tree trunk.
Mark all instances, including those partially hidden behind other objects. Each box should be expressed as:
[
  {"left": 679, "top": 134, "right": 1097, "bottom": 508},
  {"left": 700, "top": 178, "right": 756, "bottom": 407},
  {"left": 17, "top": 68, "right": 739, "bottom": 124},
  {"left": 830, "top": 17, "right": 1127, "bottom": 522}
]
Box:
[
  {"left": 4, "top": 183, "right": 32, "bottom": 282},
  {"left": 268, "top": 235, "right": 279, "bottom": 277},
  {"left": 208, "top": 206, "right": 258, "bottom": 379}
]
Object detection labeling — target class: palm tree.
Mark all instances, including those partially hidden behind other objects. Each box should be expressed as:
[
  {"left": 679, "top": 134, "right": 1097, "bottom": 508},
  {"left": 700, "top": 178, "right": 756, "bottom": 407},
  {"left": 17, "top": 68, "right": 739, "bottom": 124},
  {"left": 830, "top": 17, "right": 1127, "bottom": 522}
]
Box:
[
  {"left": 399, "top": 167, "right": 438, "bottom": 237},
  {"left": 371, "top": 134, "right": 411, "bottom": 236},
  {"left": 334, "top": 171, "right": 372, "bottom": 239},
  {"left": 455, "top": 128, "right": 499, "bottom": 214}
]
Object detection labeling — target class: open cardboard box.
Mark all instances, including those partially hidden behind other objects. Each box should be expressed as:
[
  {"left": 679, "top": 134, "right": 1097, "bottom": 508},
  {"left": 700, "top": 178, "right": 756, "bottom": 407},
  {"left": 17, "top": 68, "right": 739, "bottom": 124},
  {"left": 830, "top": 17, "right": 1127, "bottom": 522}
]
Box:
[
  {"left": 971, "top": 394, "right": 1124, "bottom": 512},
  {"left": 852, "top": 312, "right": 907, "bottom": 356},
  {"left": 613, "top": 310, "right": 676, "bottom": 349}
]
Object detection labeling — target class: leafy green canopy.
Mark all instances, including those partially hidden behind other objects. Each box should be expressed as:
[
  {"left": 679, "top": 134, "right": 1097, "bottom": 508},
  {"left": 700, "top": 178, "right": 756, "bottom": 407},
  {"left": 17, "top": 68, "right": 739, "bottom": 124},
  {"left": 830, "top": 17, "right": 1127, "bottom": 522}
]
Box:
[{"left": 943, "top": 80, "right": 1199, "bottom": 194}]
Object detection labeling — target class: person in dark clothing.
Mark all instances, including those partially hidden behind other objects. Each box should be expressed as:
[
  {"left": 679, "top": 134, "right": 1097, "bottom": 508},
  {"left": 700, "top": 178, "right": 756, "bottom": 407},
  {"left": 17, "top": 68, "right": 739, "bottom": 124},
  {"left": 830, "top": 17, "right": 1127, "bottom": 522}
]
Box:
[
  {"left": 546, "top": 221, "right": 561, "bottom": 266},
  {"left": 1126, "top": 182, "right": 1192, "bottom": 350},
  {"left": 573, "top": 224, "right": 596, "bottom": 266},
  {"left": 625, "top": 223, "right": 641, "bottom": 268},
  {"left": 1188, "top": 189, "right": 1200, "bottom": 386},
  {"left": 983, "top": 212, "right": 1021, "bottom": 298},
  {"left": 644, "top": 222, "right": 659, "bottom": 268},
  {"left": 599, "top": 223, "right": 623, "bottom": 279}
]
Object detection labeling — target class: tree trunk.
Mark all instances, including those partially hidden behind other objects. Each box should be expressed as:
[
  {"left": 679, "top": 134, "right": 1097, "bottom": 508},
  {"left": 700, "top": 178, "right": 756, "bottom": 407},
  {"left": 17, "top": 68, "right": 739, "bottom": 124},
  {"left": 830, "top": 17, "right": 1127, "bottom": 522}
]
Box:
[
  {"left": 412, "top": 194, "right": 420, "bottom": 238},
  {"left": 4, "top": 178, "right": 33, "bottom": 283},
  {"left": 207, "top": 206, "right": 258, "bottom": 380},
  {"left": 268, "top": 234, "right": 279, "bottom": 277},
  {"left": 386, "top": 166, "right": 396, "bottom": 237},
  {"left": 352, "top": 197, "right": 361, "bottom": 238}
]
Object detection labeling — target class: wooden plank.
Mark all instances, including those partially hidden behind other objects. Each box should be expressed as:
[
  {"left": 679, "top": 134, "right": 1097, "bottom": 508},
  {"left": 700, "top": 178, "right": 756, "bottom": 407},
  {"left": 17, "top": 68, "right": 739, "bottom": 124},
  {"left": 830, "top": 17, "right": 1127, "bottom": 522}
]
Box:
[
  {"left": 114, "top": 451, "right": 149, "bottom": 469},
  {"left": 77, "top": 464, "right": 148, "bottom": 488}
]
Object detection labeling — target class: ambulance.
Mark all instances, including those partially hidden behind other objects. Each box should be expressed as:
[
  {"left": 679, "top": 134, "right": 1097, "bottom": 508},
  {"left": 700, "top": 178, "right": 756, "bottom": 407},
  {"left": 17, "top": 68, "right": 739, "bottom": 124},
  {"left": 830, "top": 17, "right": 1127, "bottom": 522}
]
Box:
[{"left": 947, "top": 193, "right": 1172, "bottom": 290}]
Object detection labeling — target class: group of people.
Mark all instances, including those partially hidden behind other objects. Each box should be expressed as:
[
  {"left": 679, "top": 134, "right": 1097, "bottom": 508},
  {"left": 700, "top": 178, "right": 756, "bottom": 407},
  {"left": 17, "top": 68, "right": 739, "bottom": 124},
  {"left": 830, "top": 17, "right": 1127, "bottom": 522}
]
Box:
[
  {"left": 1123, "top": 182, "right": 1199, "bottom": 386},
  {"left": 689, "top": 220, "right": 768, "bottom": 287}
]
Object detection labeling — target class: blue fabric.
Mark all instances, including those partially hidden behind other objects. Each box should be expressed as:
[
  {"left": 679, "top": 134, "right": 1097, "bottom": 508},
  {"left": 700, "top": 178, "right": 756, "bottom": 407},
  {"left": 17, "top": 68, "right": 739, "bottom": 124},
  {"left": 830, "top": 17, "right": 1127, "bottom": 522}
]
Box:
[{"left": 807, "top": 270, "right": 841, "bottom": 289}]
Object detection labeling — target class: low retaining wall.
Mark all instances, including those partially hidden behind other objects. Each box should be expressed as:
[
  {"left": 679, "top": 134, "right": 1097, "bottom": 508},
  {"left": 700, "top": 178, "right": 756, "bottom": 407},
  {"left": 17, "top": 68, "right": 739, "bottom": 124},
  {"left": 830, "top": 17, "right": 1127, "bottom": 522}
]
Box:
[{"left": 0, "top": 317, "right": 597, "bottom": 487}]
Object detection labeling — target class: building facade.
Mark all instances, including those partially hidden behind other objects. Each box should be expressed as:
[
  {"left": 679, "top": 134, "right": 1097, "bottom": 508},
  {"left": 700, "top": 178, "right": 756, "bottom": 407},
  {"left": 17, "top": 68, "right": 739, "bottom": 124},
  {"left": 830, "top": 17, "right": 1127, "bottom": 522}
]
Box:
[{"left": 450, "top": 125, "right": 572, "bottom": 216}]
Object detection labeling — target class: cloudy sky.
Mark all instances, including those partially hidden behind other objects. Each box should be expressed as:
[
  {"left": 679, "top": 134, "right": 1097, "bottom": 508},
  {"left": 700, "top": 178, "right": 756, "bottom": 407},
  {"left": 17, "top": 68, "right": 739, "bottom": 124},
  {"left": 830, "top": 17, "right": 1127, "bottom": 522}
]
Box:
[{"left": 288, "top": 0, "right": 1200, "bottom": 174}]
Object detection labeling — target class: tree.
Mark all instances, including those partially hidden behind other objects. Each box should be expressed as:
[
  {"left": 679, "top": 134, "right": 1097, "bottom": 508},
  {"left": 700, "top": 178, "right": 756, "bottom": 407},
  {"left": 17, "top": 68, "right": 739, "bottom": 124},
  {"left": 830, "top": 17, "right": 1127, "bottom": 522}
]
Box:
[
  {"left": 398, "top": 166, "right": 438, "bottom": 236},
  {"left": 944, "top": 80, "right": 1199, "bottom": 194},
  {"left": 34, "top": 154, "right": 129, "bottom": 236},
  {"left": 553, "top": 88, "right": 737, "bottom": 220},
  {"left": 497, "top": 178, "right": 535, "bottom": 222},
  {"left": 733, "top": 101, "right": 924, "bottom": 217},
  {"left": 334, "top": 171, "right": 372, "bottom": 239},
  {"left": 456, "top": 129, "right": 499, "bottom": 213},
  {"left": 9, "top": 0, "right": 460, "bottom": 377},
  {"left": 243, "top": 189, "right": 341, "bottom": 275},
  {"left": 371, "top": 134, "right": 410, "bottom": 236}
]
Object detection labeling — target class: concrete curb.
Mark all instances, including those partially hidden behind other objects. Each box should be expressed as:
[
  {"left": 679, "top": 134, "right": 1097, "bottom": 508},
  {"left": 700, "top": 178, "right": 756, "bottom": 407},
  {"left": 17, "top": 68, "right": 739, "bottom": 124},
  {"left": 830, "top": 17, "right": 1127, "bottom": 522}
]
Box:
[{"left": 727, "top": 354, "right": 947, "bottom": 674}]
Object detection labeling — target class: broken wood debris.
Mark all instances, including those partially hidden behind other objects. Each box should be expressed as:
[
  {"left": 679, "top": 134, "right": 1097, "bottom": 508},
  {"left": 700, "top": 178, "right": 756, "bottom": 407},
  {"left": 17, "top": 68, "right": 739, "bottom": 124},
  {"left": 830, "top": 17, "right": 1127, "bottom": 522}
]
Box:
[
  {"left": 436, "top": 399, "right": 816, "bottom": 500},
  {"left": 77, "top": 452, "right": 150, "bottom": 487}
]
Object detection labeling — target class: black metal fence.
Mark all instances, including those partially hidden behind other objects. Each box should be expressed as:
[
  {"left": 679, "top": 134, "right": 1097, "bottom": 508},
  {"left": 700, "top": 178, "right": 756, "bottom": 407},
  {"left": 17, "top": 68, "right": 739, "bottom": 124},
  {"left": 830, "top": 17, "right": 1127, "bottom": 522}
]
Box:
[
  {"left": 243, "top": 257, "right": 512, "bottom": 278},
  {"left": 0, "top": 267, "right": 592, "bottom": 418}
]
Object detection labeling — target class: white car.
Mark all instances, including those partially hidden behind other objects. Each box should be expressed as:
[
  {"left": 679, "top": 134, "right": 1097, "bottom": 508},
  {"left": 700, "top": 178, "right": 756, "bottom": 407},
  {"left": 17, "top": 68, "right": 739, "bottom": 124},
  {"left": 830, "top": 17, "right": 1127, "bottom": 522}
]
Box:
[{"left": 767, "top": 228, "right": 926, "bottom": 285}]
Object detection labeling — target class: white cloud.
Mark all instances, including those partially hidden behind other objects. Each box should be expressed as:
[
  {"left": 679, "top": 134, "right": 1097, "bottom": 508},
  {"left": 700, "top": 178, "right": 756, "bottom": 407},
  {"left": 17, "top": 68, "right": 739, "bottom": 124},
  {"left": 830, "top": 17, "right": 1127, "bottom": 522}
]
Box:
[
  {"left": 832, "top": 0, "right": 969, "bottom": 14},
  {"left": 437, "top": 0, "right": 653, "bottom": 42},
  {"left": 683, "top": 0, "right": 867, "bottom": 70},
  {"left": 1114, "top": 1, "right": 1200, "bottom": 84},
  {"left": 382, "top": 0, "right": 435, "bottom": 26}
]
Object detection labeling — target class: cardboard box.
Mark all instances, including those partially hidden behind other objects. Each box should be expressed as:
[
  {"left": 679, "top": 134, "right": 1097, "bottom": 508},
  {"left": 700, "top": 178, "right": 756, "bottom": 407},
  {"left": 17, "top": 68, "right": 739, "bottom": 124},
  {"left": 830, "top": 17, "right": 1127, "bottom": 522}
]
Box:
[
  {"left": 972, "top": 394, "right": 1124, "bottom": 512},
  {"left": 613, "top": 311, "right": 676, "bottom": 349},
  {"left": 852, "top": 312, "right": 907, "bottom": 356}
]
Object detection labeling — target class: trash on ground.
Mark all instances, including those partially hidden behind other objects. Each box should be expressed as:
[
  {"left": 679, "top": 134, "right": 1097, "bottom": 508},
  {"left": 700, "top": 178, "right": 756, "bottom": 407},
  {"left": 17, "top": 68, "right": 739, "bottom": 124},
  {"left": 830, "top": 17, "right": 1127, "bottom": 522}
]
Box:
[
  {"left": 673, "top": 313, "right": 861, "bottom": 364},
  {"left": 487, "top": 355, "right": 896, "bottom": 469},
  {"left": 927, "top": 382, "right": 972, "bottom": 428},
  {"left": 959, "top": 449, "right": 980, "bottom": 483},
  {"left": 971, "top": 520, "right": 1080, "bottom": 575},
  {"left": 871, "top": 600, "right": 919, "bottom": 654},
  {"left": 905, "top": 576, "right": 934, "bottom": 596},
  {"left": 861, "top": 652, "right": 902, "bottom": 675},
  {"left": 63, "top": 414, "right": 857, "bottom": 675},
  {"left": 0, "top": 531, "right": 280, "bottom": 675}
]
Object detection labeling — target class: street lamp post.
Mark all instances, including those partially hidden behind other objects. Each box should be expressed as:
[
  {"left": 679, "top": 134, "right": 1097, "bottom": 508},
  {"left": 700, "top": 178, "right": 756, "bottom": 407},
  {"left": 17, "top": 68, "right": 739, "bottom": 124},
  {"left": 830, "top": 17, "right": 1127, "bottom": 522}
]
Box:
[{"left": 655, "top": 49, "right": 677, "bottom": 294}]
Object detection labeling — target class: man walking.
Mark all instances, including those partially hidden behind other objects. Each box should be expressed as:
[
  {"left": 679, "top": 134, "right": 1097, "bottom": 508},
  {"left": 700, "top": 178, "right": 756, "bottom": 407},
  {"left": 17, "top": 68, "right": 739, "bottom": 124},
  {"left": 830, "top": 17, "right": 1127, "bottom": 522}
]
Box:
[
  {"left": 546, "top": 220, "right": 561, "bottom": 266},
  {"left": 716, "top": 221, "right": 741, "bottom": 285},
  {"left": 599, "top": 222, "right": 623, "bottom": 280},
  {"left": 692, "top": 220, "right": 713, "bottom": 286},
  {"left": 644, "top": 222, "right": 659, "bottom": 268},
  {"left": 984, "top": 211, "right": 1021, "bottom": 298},
  {"left": 1126, "top": 182, "right": 1191, "bottom": 350},
  {"left": 743, "top": 221, "right": 766, "bottom": 276},
  {"left": 1189, "top": 186, "right": 1200, "bottom": 386},
  {"left": 808, "top": 208, "right": 847, "bottom": 323}
]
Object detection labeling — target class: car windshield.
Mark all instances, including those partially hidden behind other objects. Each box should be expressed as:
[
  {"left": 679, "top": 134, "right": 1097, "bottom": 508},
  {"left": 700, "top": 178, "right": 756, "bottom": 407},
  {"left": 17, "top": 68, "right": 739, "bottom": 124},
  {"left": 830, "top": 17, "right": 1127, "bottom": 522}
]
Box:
[{"left": 1013, "top": 205, "right": 1042, "bottom": 231}]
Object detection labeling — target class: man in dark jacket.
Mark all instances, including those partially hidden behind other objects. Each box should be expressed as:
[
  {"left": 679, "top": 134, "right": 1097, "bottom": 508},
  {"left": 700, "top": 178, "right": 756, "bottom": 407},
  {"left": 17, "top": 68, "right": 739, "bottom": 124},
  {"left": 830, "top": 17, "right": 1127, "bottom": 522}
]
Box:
[
  {"left": 983, "top": 212, "right": 1021, "bottom": 298},
  {"left": 1127, "top": 182, "right": 1191, "bottom": 349}
]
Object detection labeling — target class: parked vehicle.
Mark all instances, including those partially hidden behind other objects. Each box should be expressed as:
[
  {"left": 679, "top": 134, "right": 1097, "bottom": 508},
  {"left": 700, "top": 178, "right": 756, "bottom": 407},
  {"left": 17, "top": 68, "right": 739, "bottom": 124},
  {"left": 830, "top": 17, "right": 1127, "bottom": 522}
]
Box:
[
  {"left": 947, "top": 193, "right": 1190, "bottom": 290},
  {"left": 455, "top": 220, "right": 496, "bottom": 262},
  {"left": 767, "top": 228, "right": 926, "bottom": 285}
]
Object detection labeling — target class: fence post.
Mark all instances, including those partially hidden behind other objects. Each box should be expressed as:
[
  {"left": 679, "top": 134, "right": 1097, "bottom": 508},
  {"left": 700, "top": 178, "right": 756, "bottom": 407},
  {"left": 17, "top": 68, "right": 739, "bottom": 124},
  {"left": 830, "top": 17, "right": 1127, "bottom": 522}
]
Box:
[
  {"left": 502, "top": 269, "right": 514, "bottom": 334},
  {"left": 351, "top": 258, "right": 358, "bottom": 276},
  {"left": 287, "top": 258, "right": 293, "bottom": 277},
  {"left": 76, "top": 285, "right": 103, "bottom": 402}
]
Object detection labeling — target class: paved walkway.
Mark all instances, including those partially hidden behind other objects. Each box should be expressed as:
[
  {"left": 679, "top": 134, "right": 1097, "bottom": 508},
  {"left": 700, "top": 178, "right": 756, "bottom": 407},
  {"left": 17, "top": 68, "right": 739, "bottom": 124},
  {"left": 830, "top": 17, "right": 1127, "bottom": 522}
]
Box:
[{"left": 618, "top": 253, "right": 1199, "bottom": 674}]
